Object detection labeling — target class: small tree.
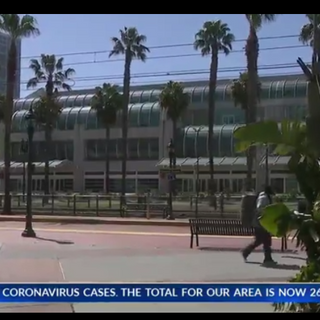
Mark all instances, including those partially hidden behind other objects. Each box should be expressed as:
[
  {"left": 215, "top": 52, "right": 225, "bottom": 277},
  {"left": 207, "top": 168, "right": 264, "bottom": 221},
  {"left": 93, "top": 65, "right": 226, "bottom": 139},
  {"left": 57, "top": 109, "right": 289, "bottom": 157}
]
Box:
[
  {"left": 234, "top": 120, "right": 320, "bottom": 313},
  {"left": 159, "top": 81, "right": 190, "bottom": 143},
  {"left": 91, "top": 83, "right": 122, "bottom": 194}
]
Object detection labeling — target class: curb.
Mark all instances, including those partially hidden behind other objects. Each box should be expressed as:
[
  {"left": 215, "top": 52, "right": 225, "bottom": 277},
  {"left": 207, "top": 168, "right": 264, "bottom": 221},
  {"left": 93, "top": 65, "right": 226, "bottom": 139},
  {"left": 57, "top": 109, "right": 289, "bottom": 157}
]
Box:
[{"left": 0, "top": 215, "right": 190, "bottom": 227}]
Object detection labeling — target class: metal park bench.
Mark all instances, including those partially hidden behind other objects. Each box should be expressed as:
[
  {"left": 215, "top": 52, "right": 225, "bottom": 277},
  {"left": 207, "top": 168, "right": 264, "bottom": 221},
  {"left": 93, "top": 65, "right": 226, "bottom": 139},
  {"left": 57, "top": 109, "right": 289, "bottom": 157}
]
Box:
[{"left": 189, "top": 218, "right": 287, "bottom": 251}]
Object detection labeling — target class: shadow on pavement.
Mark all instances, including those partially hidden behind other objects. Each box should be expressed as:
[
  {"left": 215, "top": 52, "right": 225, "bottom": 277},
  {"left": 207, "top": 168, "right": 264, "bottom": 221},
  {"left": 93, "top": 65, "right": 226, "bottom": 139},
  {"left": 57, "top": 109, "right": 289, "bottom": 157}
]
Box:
[
  {"left": 246, "top": 261, "right": 301, "bottom": 270},
  {"left": 199, "top": 247, "right": 296, "bottom": 253},
  {"left": 36, "top": 237, "right": 74, "bottom": 245},
  {"left": 261, "top": 263, "right": 300, "bottom": 271},
  {"left": 282, "top": 255, "right": 306, "bottom": 261}
]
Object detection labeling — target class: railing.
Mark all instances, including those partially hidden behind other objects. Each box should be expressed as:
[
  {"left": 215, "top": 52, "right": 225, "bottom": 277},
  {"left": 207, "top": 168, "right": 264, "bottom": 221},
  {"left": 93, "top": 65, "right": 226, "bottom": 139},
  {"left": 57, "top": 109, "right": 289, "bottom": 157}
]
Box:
[{"left": 0, "top": 193, "right": 299, "bottom": 219}]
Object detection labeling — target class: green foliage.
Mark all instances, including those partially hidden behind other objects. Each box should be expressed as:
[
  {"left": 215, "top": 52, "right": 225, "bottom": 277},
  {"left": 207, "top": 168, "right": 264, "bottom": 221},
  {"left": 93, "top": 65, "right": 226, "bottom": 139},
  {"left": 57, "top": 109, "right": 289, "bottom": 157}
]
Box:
[
  {"left": 91, "top": 83, "right": 122, "bottom": 128},
  {"left": 235, "top": 118, "right": 320, "bottom": 312},
  {"left": 159, "top": 81, "right": 190, "bottom": 122},
  {"left": 194, "top": 20, "right": 235, "bottom": 56},
  {"left": 27, "top": 54, "right": 75, "bottom": 93},
  {"left": 33, "top": 95, "right": 61, "bottom": 130}
]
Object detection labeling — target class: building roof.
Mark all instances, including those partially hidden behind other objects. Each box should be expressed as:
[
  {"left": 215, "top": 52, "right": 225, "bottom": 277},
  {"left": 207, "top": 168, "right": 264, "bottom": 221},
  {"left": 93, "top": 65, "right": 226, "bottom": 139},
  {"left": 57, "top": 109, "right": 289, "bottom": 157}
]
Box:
[
  {"left": 11, "top": 102, "right": 161, "bottom": 131},
  {"left": 16, "top": 77, "right": 308, "bottom": 112}
]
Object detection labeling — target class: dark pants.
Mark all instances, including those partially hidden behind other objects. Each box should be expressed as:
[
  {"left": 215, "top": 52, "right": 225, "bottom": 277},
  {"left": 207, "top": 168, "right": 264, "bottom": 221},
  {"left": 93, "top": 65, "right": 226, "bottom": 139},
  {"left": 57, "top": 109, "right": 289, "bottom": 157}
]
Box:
[{"left": 243, "top": 227, "right": 273, "bottom": 261}]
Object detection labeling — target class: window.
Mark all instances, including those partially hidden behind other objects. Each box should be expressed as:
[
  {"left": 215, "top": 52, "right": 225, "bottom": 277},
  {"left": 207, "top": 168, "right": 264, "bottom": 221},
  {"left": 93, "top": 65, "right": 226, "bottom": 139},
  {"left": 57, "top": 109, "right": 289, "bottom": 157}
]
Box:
[
  {"left": 85, "top": 140, "right": 97, "bottom": 160},
  {"left": 149, "top": 138, "right": 159, "bottom": 159},
  {"left": 128, "top": 138, "right": 139, "bottom": 159},
  {"left": 222, "top": 115, "right": 235, "bottom": 125},
  {"left": 139, "top": 139, "right": 149, "bottom": 159}
]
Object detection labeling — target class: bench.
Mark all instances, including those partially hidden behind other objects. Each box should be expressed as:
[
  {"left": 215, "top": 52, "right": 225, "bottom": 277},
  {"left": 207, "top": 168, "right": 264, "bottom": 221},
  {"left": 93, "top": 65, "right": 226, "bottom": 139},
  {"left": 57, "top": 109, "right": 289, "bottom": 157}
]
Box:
[{"left": 189, "top": 218, "right": 287, "bottom": 251}]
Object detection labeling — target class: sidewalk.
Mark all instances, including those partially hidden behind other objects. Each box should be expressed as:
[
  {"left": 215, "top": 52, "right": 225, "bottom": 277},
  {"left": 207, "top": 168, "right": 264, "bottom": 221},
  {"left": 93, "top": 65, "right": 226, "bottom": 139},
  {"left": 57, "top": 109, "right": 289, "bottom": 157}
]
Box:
[{"left": 0, "top": 214, "right": 190, "bottom": 226}]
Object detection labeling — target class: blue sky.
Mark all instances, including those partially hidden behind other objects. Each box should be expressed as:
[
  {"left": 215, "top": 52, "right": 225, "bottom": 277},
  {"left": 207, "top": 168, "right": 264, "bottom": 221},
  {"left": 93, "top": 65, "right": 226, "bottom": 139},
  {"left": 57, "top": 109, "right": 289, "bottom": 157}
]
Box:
[{"left": 20, "top": 14, "right": 312, "bottom": 97}]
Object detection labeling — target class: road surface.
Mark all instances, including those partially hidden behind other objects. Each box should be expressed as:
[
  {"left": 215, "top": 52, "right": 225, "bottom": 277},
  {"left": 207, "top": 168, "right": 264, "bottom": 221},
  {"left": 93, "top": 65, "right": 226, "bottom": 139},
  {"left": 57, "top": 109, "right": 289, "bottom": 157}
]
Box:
[{"left": 0, "top": 222, "right": 305, "bottom": 312}]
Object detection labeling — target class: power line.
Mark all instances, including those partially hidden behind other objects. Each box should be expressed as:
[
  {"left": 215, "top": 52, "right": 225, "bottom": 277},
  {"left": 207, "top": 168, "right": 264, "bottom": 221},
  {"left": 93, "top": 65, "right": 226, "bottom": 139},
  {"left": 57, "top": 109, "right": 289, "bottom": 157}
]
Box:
[
  {"left": 19, "top": 62, "right": 306, "bottom": 91},
  {"left": 20, "top": 33, "right": 301, "bottom": 61},
  {"left": 20, "top": 44, "right": 307, "bottom": 71}
]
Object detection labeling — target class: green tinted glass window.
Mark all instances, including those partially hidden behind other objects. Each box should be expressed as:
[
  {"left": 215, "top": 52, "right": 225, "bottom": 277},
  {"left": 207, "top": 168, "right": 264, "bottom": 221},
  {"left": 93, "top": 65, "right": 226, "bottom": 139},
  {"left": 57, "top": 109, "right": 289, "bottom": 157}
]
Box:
[
  {"left": 296, "top": 79, "right": 307, "bottom": 98},
  {"left": 149, "top": 103, "right": 160, "bottom": 126},
  {"left": 128, "top": 138, "right": 139, "bottom": 159},
  {"left": 128, "top": 105, "right": 139, "bottom": 127},
  {"left": 86, "top": 109, "right": 97, "bottom": 129},
  {"left": 149, "top": 138, "right": 159, "bottom": 159}
]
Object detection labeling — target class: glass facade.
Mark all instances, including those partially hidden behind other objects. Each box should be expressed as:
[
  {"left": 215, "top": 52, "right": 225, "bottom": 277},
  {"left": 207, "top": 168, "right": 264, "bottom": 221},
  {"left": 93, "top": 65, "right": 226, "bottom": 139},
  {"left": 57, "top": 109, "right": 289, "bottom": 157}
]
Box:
[
  {"left": 85, "top": 138, "right": 159, "bottom": 160},
  {"left": 11, "top": 102, "right": 160, "bottom": 132},
  {"left": 13, "top": 78, "right": 308, "bottom": 113},
  {"left": 175, "top": 125, "right": 243, "bottom": 158},
  {"left": 11, "top": 141, "right": 73, "bottom": 162}
]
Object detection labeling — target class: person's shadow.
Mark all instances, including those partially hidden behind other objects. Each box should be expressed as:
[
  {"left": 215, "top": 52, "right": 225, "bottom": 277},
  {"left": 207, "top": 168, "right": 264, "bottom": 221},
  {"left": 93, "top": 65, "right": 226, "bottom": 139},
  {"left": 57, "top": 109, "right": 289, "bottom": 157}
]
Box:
[{"left": 36, "top": 237, "right": 74, "bottom": 245}]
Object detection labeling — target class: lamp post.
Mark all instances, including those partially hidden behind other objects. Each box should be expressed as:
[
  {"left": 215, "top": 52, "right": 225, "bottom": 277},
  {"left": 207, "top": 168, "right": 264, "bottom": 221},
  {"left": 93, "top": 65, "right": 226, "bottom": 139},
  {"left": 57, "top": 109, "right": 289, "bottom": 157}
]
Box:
[
  {"left": 21, "top": 106, "right": 36, "bottom": 238},
  {"left": 20, "top": 139, "right": 28, "bottom": 202},
  {"left": 167, "top": 139, "right": 176, "bottom": 220}
]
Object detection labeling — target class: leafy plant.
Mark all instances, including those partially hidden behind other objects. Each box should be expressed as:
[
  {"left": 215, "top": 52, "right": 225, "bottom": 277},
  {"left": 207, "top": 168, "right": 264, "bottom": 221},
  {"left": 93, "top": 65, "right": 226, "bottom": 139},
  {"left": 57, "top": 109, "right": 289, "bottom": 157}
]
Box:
[{"left": 234, "top": 119, "right": 320, "bottom": 313}]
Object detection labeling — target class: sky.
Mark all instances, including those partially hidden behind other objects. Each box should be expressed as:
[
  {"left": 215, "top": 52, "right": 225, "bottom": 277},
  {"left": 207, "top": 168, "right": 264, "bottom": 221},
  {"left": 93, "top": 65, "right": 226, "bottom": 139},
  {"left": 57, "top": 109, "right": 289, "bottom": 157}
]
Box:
[{"left": 19, "top": 14, "right": 312, "bottom": 98}]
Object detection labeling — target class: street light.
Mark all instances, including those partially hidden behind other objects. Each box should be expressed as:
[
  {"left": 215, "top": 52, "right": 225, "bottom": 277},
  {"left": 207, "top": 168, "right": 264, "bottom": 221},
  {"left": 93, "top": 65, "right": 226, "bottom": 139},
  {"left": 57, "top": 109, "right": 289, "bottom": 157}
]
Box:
[
  {"left": 21, "top": 106, "right": 36, "bottom": 238},
  {"left": 167, "top": 138, "right": 176, "bottom": 220},
  {"left": 20, "top": 139, "right": 28, "bottom": 202}
]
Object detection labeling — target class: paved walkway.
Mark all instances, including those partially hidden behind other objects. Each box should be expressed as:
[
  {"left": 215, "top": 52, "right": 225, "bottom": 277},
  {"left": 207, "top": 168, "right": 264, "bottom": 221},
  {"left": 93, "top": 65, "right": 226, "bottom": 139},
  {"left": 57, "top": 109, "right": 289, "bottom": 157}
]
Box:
[{"left": 0, "top": 222, "right": 305, "bottom": 312}]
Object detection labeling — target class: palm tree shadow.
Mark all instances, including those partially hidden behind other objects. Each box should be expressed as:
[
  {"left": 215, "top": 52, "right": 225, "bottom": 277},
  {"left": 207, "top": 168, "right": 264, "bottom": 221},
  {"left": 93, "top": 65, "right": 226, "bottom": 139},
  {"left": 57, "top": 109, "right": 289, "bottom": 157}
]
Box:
[{"left": 36, "top": 237, "right": 74, "bottom": 245}]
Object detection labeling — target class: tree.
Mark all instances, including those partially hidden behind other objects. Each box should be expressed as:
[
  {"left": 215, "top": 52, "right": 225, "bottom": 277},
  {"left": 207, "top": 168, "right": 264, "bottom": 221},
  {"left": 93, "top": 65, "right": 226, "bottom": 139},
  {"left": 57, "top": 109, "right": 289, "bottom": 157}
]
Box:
[
  {"left": 27, "top": 54, "right": 75, "bottom": 195},
  {"left": 91, "top": 83, "right": 122, "bottom": 194},
  {"left": 159, "top": 81, "right": 190, "bottom": 143},
  {"left": 109, "top": 27, "right": 149, "bottom": 199},
  {"left": 245, "top": 14, "right": 278, "bottom": 189},
  {"left": 231, "top": 72, "right": 261, "bottom": 189},
  {"left": 0, "top": 14, "right": 40, "bottom": 214},
  {"left": 299, "top": 14, "right": 320, "bottom": 60},
  {"left": 234, "top": 120, "right": 320, "bottom": 312},
  {"left": 194, "top": 20, "right": 234, "bottom": 195}
]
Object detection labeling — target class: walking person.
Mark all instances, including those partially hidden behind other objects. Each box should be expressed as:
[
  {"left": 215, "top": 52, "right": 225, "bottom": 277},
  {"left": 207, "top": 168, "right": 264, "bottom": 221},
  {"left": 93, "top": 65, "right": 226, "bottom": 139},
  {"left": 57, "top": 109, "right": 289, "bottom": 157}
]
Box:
[{"left": 242, "top": 186, "right": 276, "bottom": 265}]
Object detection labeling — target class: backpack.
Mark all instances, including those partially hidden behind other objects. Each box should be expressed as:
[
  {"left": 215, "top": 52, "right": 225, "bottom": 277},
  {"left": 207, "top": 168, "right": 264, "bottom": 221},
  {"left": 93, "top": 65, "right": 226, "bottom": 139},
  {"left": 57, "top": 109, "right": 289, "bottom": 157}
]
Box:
[{"left": 240, "top": 192, "right": 258, "bottom": 227}]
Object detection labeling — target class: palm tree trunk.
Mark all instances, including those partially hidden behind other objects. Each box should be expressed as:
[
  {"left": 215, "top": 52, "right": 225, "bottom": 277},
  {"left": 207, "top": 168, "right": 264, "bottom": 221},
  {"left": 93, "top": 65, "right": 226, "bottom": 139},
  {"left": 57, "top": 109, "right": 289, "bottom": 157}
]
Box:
[
  {"left": 246, "top": 27, "right": 258, "bottom": 191},
  {"left": 3, "top": 41, "right": 17, "bottom": 214},
  {"left": 120, "top": 51, "right": 131, "bottom": 203},
  {"left": 208, "top": 48, "right": 218, "bottom": 196},
  {"left": 244, "top": 108, "right": 253, "bottom": 190},
  {"left": 44, "top": 127, "right": 51, "bottom": 196},
  {"left": 105, "top": 127, "right": 110, "bottom": 194}
]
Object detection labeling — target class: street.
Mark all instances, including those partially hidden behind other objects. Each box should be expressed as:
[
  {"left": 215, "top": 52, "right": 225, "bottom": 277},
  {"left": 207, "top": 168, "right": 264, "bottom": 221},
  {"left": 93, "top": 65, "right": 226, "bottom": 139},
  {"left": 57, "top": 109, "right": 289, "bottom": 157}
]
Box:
[{"left": 0, "top": 222, "right": 305, "bottom": 312}]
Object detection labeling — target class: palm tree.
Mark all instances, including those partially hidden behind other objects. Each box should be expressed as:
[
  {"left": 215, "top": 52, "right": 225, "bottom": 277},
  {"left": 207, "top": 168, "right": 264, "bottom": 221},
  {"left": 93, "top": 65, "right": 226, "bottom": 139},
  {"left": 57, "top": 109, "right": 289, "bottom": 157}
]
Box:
[
  {"left": 109, "top": 27, "right": 149, "bottom": 199},
  {"left": 0, "top": 14, "right": 40, "bottom": 214},
  {"left": 159, "top": 81, "right": 190, "bottom": 219},
  {"left": 194, "top": 20, "right": 234, "bottom": 196},
  {"left": 245, "top": 14, "right": 278, "bottom": 190},
  {"left": 27, "top": 54, "right": 75, "bottom": 195},
  {"left": 91, "top": 83, "right": 122, "bottom": 194},
  {"left": 231, "top": 72, "right": 261, "bottom": 189},
  {"left": 299, "top": 14, "right": 320, "bottom": 60},
  {"left": 159, "top": 81, "right": 190, "bottom": 143}
]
